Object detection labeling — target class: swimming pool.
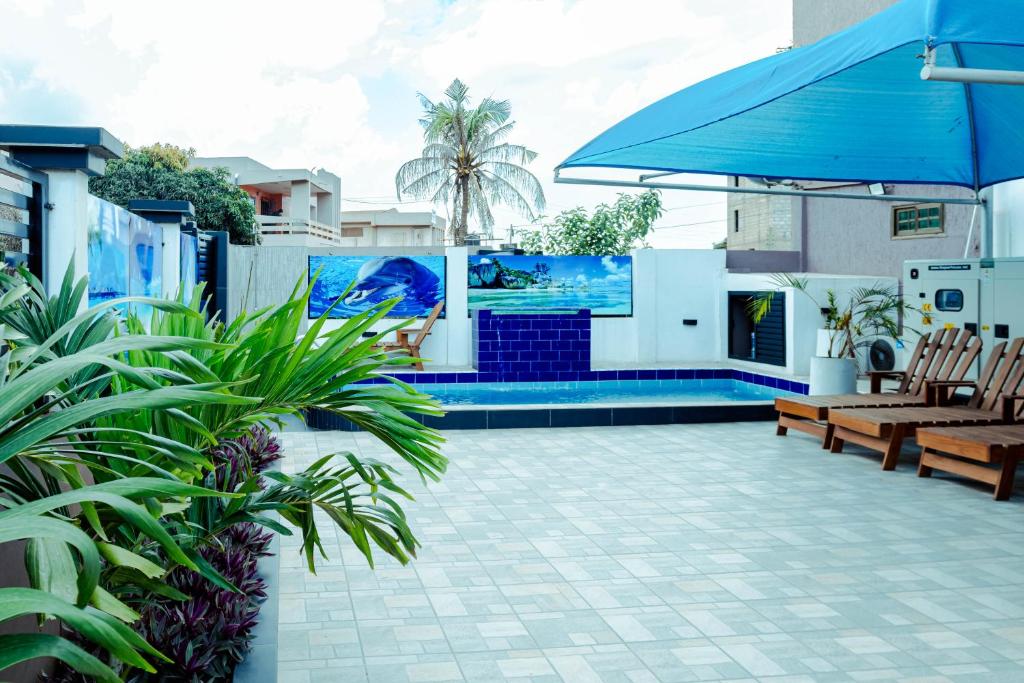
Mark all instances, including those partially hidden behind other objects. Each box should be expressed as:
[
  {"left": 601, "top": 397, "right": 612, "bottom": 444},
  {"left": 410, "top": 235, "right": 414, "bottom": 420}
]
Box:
[
  {"left": 306, "top": 369, "right": 807, "bottom": 431},
  {"left": 413, "top": 378, "right": 793, "bottom": 406}
]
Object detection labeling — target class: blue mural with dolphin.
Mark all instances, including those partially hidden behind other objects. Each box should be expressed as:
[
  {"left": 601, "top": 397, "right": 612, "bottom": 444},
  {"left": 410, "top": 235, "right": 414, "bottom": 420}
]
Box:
[{"left": 308, "top": 255, "right": 446, "bottom": 319}]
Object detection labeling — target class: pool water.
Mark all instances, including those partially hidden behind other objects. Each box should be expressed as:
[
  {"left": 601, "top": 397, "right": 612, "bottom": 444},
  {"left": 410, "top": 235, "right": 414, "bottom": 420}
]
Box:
[{"left": 412, "top": 379, "right": 794, "bottom": 406}]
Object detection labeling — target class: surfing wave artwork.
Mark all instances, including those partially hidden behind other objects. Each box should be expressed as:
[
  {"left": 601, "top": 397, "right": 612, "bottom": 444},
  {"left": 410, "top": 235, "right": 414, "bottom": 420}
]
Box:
[{"left": 308, "top": 255, "right": 446, "bottom": 318}]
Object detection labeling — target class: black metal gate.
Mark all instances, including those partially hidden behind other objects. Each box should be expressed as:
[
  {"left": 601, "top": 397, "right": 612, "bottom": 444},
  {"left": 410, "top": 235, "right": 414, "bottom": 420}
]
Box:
[
  {"left": 0, "top": 153, "right": 47, "bottom": 277},
  {"left": 728, "top": 291, "right": 786, "bottom": 367},
  {"left": 196, "top": 229, "right": 228, "bottom": 322}
]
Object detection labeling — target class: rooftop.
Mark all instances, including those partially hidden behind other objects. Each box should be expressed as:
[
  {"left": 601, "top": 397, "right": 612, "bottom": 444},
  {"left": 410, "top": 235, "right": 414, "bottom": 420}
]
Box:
[{"left": 274, "top": 422, "right": 1024, "bottom": 682}]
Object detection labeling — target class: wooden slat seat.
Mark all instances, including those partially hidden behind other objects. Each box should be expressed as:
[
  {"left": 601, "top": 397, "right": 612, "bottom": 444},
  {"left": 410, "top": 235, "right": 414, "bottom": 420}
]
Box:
[
  {"left": 774, "top": 329, "right": 980, "bottom": 447},
  {"left": 776, "top": 394, "right": 926, "bottom": 421},
  {"left": 916, "top": 423, "right": 1024, "bottom": 500},
  {"left": 828, "top": 338, "right": 1024, "bottom": 471}
]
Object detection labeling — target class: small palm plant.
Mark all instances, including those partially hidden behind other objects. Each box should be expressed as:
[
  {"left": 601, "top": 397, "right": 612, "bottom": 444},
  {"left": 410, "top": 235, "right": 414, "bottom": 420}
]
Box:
[
  {"left": 395, "top": 79, "right": 546, "bottom": 244},
  {"left": 748, "top": 273, "right": 913, "bottom": 359}
]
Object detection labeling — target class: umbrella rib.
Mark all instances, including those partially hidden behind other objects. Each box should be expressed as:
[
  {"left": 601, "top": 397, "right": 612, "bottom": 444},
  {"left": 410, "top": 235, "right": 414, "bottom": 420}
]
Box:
[{"left": 951, "top": 43, "right": 981, "bottom": 193}]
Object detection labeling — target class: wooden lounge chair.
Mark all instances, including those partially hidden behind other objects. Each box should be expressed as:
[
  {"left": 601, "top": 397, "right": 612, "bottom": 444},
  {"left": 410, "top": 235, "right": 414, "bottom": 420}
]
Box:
[
  {"left": 775, "top": 328, "right": 980, "bottom": 448},
  {"left": 379, "top": 300, "right": 444, "bottom": 371},
  {"left": 828, "top": 338, "right": 1024, "bottom": 471},
  {"left": 916, "top": 418, "right": 1024, "bottom": 501}
]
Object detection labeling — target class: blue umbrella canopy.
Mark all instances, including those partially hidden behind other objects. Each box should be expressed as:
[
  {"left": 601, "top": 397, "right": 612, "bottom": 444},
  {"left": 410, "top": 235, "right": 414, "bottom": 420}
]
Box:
[{"left": 558, "top": 0, "right": 1024, "bottom": 191}]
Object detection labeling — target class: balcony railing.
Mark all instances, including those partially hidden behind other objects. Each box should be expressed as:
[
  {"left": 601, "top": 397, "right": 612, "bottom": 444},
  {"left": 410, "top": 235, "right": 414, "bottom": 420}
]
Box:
[{"left": 256, "top": 215, "right": 341, "bottom": 243}]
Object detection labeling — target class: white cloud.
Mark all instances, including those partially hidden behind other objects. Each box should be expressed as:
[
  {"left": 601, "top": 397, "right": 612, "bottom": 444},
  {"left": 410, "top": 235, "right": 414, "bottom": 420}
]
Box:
[{"left": 0, "top": 0, "right": 791, "bottom": 248}]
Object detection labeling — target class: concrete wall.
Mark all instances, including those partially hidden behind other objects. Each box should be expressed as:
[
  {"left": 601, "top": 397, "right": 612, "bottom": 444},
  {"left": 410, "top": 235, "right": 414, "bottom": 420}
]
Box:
[
  {"left": 726, "top": 250, "right": 802, "bottom": 273},
  {"left": 792, "top": 0, "right": 898, "bottom": 46},
  {"left": 801, "top": 184, "right": 980, "bottom": 277},
  {"left": 228, "top": 246, "right": 734, "bottom": 372},
  {"left": 725, "top": 178, "right": 796, "bottom": 251}
]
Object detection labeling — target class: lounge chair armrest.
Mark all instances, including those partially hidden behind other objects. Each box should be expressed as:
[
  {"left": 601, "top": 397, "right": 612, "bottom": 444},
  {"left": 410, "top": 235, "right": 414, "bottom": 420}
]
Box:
[
  {"left": 1002, "top": 393, "right": 1024, "bottom": 423},
  {"left": 923, "top": 379, "right": 976, "bottom": 406},
  {"left": 867, "top": 370, "right": 906, "bottom": 393}
]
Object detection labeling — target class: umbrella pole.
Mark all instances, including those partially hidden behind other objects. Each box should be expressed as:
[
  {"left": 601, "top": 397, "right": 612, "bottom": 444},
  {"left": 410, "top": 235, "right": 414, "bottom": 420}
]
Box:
[{"left": 553, "top": 173, "right": 982, "bottom": 206}]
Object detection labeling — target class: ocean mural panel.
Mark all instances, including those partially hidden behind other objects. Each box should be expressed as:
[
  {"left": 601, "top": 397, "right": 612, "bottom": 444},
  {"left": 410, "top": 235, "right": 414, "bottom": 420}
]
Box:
[
  {"left": 180, "top": 231, "right": 198, "bottom": 304},
  {"left": 308, "top": 255, "right": 446, "bottom": 318},
  {"left": 87, "top": 195, "right": 164, "bottom": 317},
  {"left": 87, "top": 195, "right": 130, "bottom": 307},
  {"left": 468, "top": 255, "right": 632, "bottom": 316}
]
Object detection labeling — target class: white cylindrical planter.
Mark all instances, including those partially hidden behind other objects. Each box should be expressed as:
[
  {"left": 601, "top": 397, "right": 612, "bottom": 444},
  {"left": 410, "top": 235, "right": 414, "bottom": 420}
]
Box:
[
  {"left": 808, "top": 356, "right": 857, "bottom": 395},
  {"left": 815, "top": 329, "right": 834, "bottom": 357}
]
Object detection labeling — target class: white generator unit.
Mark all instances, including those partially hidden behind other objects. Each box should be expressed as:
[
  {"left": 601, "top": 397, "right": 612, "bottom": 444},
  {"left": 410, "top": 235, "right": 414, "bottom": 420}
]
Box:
[{"left": 903, "top": 257, "right": 1024, "bottom": 358}]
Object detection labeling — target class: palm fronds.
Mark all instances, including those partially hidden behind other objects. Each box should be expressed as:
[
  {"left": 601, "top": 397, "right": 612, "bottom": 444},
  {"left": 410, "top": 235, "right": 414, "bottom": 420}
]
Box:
[{"left": 396, "top": 79, "right": 545, "bottom": 243}]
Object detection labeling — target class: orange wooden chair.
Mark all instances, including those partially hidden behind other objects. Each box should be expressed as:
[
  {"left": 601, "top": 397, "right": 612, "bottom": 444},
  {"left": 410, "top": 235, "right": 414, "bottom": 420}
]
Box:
[
  {"left": 379, "top": 300, "right": 444, "bottom": 371},
  {"left": 828, "top": 338, "right": 1024, "bottom": 471},
  {"left": 775, "top": 328, "right": 980, "bottom": 448}
]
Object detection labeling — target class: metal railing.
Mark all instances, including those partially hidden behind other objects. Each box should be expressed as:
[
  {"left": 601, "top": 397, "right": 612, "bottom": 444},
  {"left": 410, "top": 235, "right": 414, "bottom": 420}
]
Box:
[{"left": 255, "top": 215, "right": 342, "bottom": 243}]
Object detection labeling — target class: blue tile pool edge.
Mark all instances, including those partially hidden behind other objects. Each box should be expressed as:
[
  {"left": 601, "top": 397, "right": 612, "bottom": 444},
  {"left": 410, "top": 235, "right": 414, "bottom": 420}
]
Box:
[
  {"left": 355, "top": 368, "right": 810, "bottom": 395},
  {"left": 305, "top": 402, "right": 778, "bottom": 431}
]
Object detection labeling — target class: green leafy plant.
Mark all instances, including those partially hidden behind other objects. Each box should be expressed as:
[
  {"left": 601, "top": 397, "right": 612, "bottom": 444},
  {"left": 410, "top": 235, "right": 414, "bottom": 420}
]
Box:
[
  {"left": 747, "top": 273, "right": 915, "bottom": 359},
  {"left": 518, "top": 190, "right": 663, "bottom": 256},
  {"left": 0, "top": 331, "right": 244, "bottom": 680},
  {"left": 1, "top": 263, "right": 448, "bottom": 679}
]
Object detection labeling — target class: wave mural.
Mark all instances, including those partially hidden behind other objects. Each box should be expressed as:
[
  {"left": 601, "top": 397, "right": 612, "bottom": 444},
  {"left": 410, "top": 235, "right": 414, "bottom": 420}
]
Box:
[
  {"left": 180, "top": 232, "right": 198, "bottom": 304},
  {"left": 87, "top": 196, "right": 130, "bottom": 307},
  {"left": 468, "top": 254, "right": 632, "bottom": 316},
  {"left": 308, "top": 255, "right": 446, "bottom": 319},
  {"left": 86, "top": 195, "right": 164, "bottom": 318}
]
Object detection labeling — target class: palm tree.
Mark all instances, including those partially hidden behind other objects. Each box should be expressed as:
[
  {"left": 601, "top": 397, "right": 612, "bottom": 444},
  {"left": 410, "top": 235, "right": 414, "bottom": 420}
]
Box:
[{"left": 395, "top": 79, "right": 546, "bottom": 245}]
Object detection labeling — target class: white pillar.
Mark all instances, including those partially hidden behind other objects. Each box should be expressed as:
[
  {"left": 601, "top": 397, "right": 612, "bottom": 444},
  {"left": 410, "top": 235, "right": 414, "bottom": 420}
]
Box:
[
  {"left": 993, "top": 179, "right": 1024, "bottom": 257},
  {"left": 290, "top": 181, "right": 311, "bottom": 222},
  {"left": 161, "top": 224, "right": 181, "bottom": 298},
  {"left": 445, "top": 246, "right": 470, "bottom": 366},
  {"left": 43, "top": 170, "right": 91, "bottom": 299}
]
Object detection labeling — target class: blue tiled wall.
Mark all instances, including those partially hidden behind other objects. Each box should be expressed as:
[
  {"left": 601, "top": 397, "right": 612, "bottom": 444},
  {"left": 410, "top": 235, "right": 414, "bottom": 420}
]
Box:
[{"left": 471, "top": 309, "right": 591, "bottom": 382}]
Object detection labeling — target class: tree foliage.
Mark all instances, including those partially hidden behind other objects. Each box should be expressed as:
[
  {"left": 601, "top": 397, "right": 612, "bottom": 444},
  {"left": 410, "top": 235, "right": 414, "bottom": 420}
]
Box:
[
  {"left": 89, "top": 144, "right": 258, "bottom": 245},
  {"left": 519, "top": 190, "right": 663, "bottom": 256},
  {"left": 395, "top": 79, "right": 545, "bottom": 245}
]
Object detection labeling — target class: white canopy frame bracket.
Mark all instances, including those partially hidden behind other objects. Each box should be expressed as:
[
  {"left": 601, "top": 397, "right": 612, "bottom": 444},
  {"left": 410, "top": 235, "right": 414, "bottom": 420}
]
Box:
[{"left": 920, "top": 46, "right": 1024, "bottom": 85}]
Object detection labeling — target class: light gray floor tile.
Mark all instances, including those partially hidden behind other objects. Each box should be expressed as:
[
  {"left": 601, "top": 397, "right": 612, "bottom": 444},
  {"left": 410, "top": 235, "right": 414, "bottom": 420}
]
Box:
[{"left": 276, "top": 423, "right": 1024, "bottom": 681}]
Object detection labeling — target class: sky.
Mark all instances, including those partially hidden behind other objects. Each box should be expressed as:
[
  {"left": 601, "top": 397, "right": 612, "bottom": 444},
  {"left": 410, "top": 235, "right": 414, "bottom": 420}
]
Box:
[{"left": 0, "top": 0, "right": 792, "bottom": 249}]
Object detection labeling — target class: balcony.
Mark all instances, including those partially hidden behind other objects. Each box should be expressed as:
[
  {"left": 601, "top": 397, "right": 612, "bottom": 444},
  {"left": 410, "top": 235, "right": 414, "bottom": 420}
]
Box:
[{"left": 256, "top": 215, "right": 342, "bottom": 246}]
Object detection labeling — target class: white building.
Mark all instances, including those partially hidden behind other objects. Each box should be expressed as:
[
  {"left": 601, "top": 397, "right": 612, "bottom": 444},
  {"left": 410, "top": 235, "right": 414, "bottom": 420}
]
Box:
[
  {"left": 339, "top": 209, "right": 446, "bottom": 247},
  {"left": 193, "top": 156, "right": 342, "bottom": 246}
]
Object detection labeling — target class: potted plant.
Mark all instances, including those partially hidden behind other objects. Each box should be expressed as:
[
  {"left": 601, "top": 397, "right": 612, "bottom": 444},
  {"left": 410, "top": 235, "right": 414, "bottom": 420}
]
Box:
[{"left": 748, "top": 274, "right": 914, "bottom": 395}]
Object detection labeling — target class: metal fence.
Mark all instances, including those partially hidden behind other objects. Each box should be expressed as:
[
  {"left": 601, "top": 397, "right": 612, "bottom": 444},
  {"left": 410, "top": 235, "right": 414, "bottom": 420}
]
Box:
[{"left": 0, "top": 152, "right": 46, "bottom": 276}]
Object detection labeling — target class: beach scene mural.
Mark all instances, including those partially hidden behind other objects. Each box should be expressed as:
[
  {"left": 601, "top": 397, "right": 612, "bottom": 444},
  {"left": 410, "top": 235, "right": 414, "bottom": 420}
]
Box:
[
  {"left": 309, "top": 255, "right": 446, "bottom": 318},
  {"left": 468, "top": 255, "right": 632, "bottom": 316},
  {"left": 86, "top": 196, "right": 130, "bottom": 307}
]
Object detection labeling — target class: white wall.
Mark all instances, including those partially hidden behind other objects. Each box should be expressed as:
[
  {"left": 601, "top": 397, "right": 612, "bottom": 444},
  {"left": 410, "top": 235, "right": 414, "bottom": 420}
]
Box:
[
  {"left": 994, "top": 179, "right": 1024, "bottom": 257},
  {"left": 592, "top": 249, "right": 727, "bottom": 366},
  {"left": 226, "top": 242, "right": 912, "bottom": 376}
]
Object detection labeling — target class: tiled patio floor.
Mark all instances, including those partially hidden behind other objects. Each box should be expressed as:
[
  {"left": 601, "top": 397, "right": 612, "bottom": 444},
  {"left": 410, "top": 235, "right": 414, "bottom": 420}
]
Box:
[{"left": 275, "top": 423, "right": 1024, "bottom": 682}]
